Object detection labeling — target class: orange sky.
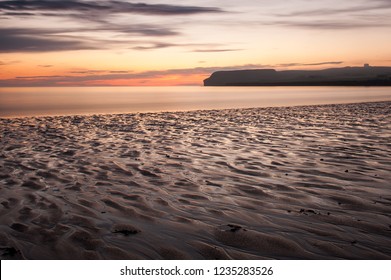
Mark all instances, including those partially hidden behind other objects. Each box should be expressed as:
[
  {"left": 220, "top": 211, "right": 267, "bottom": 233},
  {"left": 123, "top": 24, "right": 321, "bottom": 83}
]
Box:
[{"left": 1, "top": 0, "right": 391, "bottom": 86}]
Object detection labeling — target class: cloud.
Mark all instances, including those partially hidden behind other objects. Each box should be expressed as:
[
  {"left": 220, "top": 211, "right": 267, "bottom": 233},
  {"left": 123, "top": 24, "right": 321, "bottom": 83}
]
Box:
[
  {"left": 0, "top": 26, "right": 179, "bottom": 52},
  {"left": 0, "top": 0, "right": 223, "bottom": 16},
  {"left": 269, "top": 0, "right": 391, "bottom": 30},
  {"left": 131, "top": 42, "right": 179, "bottom": 50},
  {"left": 1, "top": 25, "right": 178, "bottom": 37},
  {"left": 0, "top": 60, "right": 20, "bottom": 66},
  {"left": 269, "top": 20, "right": 390, "bottom": 30},
  {"left": 70, "top": 70, "right": 107, "bottom": 74},
  {"left": 277, "top": 61, "right": 343, "bottom": 67},
  {"left": 130, "top": 42, "right": 242, "bottom": 51},
  {"left": 304, "top": 61, "right": 343, "bottom": 66},
  {"left": 191, "top": 49, "right": 243, "bottom": 53},
  {"left": 113, "top": 25, "right": 178, "bottom": 36},
  {"left": 279, "top": 0, "right": 391, "bottom": 17},
  {"left": 0, "top": 27, "right": 240, "bottom": 53},
  {"left": 109, "top": 70, "right": 130, "bottom": 73},
  {"left": 0, "top": 29, "right": 95, "bottom": 52},
  {"left": 129, "top": 39, "right": 245, "bottom": 51},
  {"left": 15, "top": 75, "right": 65, "bottom": 79},
  {"left": 2, "top": 12, "right": 37, "bottom": 16}
]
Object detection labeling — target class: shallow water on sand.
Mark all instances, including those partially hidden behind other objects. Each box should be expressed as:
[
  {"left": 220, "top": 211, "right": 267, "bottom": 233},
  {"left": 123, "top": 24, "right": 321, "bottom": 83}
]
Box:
[
  {"left": 1, "top": 86, "right": 391, "bottom": 117},
  {"left": 0, "top": 101, "right": 390, "bottom": 259}
]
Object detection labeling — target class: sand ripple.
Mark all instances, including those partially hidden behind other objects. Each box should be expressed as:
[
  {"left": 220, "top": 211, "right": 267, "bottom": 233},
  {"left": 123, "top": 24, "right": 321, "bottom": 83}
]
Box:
[{"left": 0, "top": 101, "right": 391, "bottom": 259}]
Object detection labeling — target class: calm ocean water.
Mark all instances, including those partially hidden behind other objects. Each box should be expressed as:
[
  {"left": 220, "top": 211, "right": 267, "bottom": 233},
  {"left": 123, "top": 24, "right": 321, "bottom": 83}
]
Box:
[{"left": 1, "top": 86, "right": 391, "bottom": 118}]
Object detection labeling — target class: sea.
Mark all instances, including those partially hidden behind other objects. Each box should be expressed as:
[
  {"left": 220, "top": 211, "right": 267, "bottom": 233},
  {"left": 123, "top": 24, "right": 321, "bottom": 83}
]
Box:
[{"left": 1, "top": 86, "right": 391, "bottom": 118}]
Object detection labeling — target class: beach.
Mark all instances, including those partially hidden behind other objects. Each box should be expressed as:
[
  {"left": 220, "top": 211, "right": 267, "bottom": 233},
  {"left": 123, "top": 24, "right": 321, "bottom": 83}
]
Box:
[{"left": 1, "top": 101, "right": 391, "bottom": 259}]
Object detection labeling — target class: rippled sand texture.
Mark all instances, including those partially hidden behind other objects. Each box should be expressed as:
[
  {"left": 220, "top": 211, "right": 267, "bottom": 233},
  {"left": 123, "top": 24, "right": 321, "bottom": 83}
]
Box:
[{"left": 1, "top": 101, "right": 391, "bottom": 259}]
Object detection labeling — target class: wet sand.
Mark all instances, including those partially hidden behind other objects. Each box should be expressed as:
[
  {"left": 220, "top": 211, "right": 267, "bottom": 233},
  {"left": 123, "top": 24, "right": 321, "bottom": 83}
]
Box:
[{"left": 0, "top": 101, "right": 391, "bottom": 259}]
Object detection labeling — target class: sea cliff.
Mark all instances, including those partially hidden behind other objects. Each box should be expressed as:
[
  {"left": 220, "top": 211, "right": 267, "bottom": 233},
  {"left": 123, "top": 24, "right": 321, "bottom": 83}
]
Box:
[{"left": 204, "top": 66, "right": 391, "bottom": 86}]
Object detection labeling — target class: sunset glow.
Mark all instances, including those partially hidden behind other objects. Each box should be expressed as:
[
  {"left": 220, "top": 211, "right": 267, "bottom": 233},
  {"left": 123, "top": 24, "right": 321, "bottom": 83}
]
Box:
[{"left": 1, "top": 0, "right": 391, "bottom": 86}]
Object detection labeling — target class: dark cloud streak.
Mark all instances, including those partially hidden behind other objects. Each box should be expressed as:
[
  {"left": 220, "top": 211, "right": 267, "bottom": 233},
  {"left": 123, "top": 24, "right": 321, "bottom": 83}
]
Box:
[
  {"left": 0, "top": 25, "right": 179, "bottom": 37},
  {"left": 0, "top": 32, "right": 94, "bottom": 52},
  {"left": 0, "top": 26, "right": 179, "bottom": 52},
  {"left": 279, "top": 0, "right": 391, "bottom": 17},
  {"left": 268, "top": 20, "right": 390, "bottom": 30},
  {"left": 277, "top": 61, "right": 343, "bottom": 67},
  {"left": 2, "top": 12, "right": 37, "bottom": 16},
  {"left": 0, "top": 0, "right": 223, "bottom": 16},
  {"left": 192, "top": 49, "right": 243, "bottom": 53},
  {"left": 131, "top": 42, "right": 179, "bottom": 50}
]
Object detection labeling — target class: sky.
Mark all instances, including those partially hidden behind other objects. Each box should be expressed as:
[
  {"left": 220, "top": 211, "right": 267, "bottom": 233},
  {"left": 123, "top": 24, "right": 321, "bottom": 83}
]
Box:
[{"left": 0, "top": 0, "right": 390, "bottom": 86}]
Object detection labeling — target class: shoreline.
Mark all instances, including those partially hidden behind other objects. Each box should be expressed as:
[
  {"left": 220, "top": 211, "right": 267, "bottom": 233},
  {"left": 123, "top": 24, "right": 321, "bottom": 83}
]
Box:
[
  {"left": 1, "top": 99, "right": 391, "bottom": 120},
  {"left": 1, "top": 86, "right": 391, "bottom": 119}
]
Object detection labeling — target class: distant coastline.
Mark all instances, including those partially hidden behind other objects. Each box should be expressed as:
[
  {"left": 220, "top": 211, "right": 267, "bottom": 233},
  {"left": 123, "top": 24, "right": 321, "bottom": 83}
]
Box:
[{"left": 204, "top": 65, "right": 391, "bottom": 86}]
